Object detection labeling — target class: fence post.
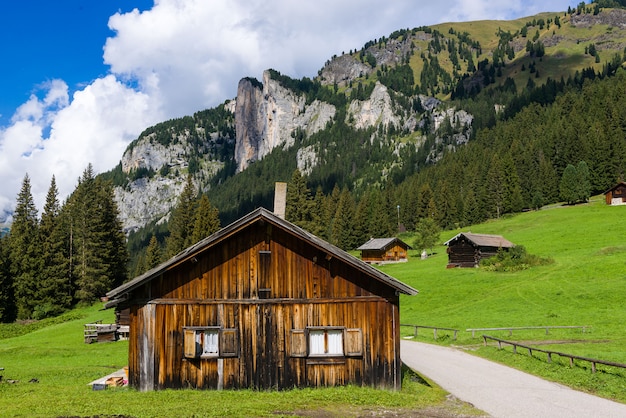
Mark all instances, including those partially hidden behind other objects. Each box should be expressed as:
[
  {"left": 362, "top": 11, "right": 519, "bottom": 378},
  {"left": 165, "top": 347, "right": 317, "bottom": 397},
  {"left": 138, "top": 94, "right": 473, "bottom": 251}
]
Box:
[
  {"left": 414, "top": 326, "right": 418, "bottom": 338},
  {"left": 433, "top": 328, "right": 437, "bottom": 340},
  {"left": 483, "top": 336, "right": 487, "bottom": 347},
  {"left": 592, "top": 362, "right": 596, "bottom": 373},
  {"left": 453, "top": 330, "right": 458, "bottom": 341}
]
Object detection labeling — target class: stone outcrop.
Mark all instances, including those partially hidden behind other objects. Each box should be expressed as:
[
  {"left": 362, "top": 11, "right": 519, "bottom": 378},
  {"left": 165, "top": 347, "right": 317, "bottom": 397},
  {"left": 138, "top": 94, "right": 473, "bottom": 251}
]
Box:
[{"left": 234, "top": 70, "right": 336, "bottom": 172}]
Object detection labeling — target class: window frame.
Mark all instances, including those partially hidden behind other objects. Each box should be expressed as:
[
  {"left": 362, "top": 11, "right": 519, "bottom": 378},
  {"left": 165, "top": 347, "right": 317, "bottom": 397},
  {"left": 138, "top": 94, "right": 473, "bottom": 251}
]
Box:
[
  {"left": 183, "top": 326, "right": 239, "bottom": 359},
  {"left": 289, "top": 327, "right": 363, "bottom": 358}
]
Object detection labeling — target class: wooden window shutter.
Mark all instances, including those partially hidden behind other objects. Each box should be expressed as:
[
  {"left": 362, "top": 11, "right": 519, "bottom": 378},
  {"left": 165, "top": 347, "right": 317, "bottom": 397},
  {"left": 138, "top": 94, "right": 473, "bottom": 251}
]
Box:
[
  {"left": 344, "top": 328, "right": 363, "bottom": 356},
  {"left": 220, "top": 328, "right": 239, "bottom": 357},
  {"left": 290, "top": 329, "right": 307, "bottom": 357},
  {"left": 183, "top": 328, "right": 199, "bottom": 358}
]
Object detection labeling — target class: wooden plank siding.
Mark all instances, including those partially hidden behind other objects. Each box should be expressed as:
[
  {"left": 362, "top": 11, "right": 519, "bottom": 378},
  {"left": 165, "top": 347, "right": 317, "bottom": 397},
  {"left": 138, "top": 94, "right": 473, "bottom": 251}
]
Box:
[
  {"left": 124, "top": 222, "right": 401, "bottom": 390},
  {"left": 128, "top": 299, "right": 398, "bottom": 390},
  {"left": 110, "top": 209, "right": 415, "bottom": 391}
]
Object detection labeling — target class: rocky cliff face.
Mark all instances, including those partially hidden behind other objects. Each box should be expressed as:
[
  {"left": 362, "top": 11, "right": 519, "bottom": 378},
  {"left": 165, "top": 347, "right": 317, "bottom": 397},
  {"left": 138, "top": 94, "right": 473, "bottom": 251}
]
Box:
[
  {"left": 113, "top": 62, "right": 472, "bottom": 234},
  {"left": 234, "top": 70, "right": 336, "bottom": 172}
]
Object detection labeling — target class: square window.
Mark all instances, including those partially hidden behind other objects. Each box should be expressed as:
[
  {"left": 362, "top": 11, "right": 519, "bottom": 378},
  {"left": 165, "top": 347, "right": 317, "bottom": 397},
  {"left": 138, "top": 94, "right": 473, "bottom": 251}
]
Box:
[{"left": 184, "top": 327, "right": 238, "bottom": 359}]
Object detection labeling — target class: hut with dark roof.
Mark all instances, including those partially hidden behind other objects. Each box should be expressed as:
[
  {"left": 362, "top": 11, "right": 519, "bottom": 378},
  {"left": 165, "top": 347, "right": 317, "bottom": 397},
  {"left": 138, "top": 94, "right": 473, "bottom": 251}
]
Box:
[
  {"left": 105, "top": 208, "right": 417, "bottom": 392},
  {"left": 604, "top": 182, "right": 626, "bottom": 205},
  {"left": 444, "top": 232, "right": 515, "bottom": 268},
  {"left": 356, "top": 237, "right": 411, "bottom": 264}
]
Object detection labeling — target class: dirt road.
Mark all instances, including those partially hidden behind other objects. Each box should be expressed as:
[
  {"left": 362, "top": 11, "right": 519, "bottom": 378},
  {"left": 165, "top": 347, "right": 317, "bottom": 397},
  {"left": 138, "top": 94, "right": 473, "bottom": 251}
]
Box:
[{"left": 401, "top": 340, "right": 626, "bottom": 417}]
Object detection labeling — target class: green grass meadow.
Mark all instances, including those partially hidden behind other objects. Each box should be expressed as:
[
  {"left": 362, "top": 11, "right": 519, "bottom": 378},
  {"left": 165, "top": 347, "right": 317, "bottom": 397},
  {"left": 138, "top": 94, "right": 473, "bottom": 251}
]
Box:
[
  {"left": 1, "top": 195, "right": 626, "bottom": 416},
  {"left": 386, "top": 195, "right": 626, "bottom": 401}
]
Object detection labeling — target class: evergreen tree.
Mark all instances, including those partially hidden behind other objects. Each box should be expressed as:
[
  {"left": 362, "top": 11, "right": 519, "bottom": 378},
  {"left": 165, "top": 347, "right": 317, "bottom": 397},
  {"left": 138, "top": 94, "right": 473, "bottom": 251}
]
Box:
[
  {"left": 308, "top": 187, "right": 327, "bottom": 238},
  {"left": 166, "top": 175, "right": 198, "bottom": 257},
  {"left": 145, "top": 235, "right": 162, "bottom": 270},
  {"left": 0, "top": 236, "right": 16, "bottom": 322},
  {"left": 66, "top": 165, "right": 128, "bottom": 303},
  {"left": 559, "top": 164, "right": 579, "bottom": 204},
  {"left": 9, "top": 174, "right": 41, "bottom": 319},
  {"left": 285, "top": 169, "right": 312, "bottom": 230},
  {"left": 191, "top": 194, "right": 221, "bottom": 244},
  {"left": 37, "top": 176, "right": 72, "bottom": 318},
  {"left": 330, "top": 188, "right": 356, "bottom": 250},
  {"left": 413, "top": 217, "right": 442, "bottom": 255},
  {"left": 575, "top": 161, "right": 591, "bottom": 203}
]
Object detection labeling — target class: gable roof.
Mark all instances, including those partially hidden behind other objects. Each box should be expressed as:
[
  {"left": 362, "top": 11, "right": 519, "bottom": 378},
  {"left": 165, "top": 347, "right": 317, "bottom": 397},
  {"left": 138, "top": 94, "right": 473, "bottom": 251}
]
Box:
[
  {"left": 604, "top": 181, "right": 626, "bottom": 194},
  {"left": 106, "top": 208, "right": 417, "bottom": 307},
  {"left": 444, "top": 232, "right": 515, "bottom": 249},
  {"left": 356, "top": 237, "right": 412, "bottom": 251}
]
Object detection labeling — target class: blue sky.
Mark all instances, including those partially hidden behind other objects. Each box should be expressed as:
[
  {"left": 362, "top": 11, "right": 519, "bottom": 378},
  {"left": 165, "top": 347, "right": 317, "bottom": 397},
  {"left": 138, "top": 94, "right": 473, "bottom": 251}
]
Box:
[
  {"left": 0, "top": 1, "right": 152, "bottom": 122},
  {"left": 0, "top": 0, "right": 578, "bottom": 221}
]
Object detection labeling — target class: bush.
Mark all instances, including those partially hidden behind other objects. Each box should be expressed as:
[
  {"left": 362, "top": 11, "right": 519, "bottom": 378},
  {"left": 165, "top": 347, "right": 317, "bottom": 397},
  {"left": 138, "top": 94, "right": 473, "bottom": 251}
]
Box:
[{"left": 481, "top": 245, "right": 553, "bottom": 272}]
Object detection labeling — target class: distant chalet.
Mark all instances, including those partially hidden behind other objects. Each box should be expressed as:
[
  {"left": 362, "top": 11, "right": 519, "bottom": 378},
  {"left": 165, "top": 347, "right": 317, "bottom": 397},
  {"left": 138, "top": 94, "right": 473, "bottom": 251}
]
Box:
[
  {"left": 444, "top": 232, "right": 515, "bottom": 268},
  {"left": 356, "top": 237, "right": 411, "bottom": 264},
  {"left": 604, "top": 182, "right": 626, "bottom": 205},
  {"left": 105, "top": 208, "right": 417, "bottom": 392}
]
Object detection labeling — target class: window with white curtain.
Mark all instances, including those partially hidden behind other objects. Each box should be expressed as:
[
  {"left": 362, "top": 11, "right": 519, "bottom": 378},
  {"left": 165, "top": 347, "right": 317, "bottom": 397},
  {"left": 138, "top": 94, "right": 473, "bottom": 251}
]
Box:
[
  {"left": 183, "top": 327, "right": 239, "bottom": 359},
  {"left": 202, "top": 329, "right": 219, "bottom": 356},
  {"left": 309, "top": 328, "right": 343, "bottom": 356}
]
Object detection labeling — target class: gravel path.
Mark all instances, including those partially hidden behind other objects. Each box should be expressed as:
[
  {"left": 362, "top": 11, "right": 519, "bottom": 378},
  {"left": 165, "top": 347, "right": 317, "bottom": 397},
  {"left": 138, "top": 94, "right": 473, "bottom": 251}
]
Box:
[{"left": 401, "top": 340, "right": 626, "bottom": 418}]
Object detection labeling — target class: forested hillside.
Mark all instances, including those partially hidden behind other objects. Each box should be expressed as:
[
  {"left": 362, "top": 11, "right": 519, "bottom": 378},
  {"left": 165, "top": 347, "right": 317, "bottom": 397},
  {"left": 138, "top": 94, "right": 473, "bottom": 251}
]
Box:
[
  {"left": 2, "top": 3, "right": 626, "bottom": 321},
  {"left": 117, "top": 5, "right": 626, "bottom": 273}
]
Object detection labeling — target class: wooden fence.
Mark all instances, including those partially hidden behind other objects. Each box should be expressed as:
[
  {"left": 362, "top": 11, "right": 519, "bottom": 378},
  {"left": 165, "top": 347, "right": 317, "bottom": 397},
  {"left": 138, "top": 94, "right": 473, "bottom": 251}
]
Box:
[
  {"left": 482, "top": 335, "right": 626, "bottom": 374},
  {"left": 400, "top": 324, "right": 459, "bottom": 341},
  {"left": 467, "top": 325, "right": 590, "bottom": 338}
]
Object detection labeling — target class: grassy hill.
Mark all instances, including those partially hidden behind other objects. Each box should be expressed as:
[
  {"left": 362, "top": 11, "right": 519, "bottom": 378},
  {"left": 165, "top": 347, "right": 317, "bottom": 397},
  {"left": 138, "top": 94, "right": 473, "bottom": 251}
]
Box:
[
  {"left": 1, "top": 195, "right": 626, "bottom": 415},
  {"left": 383, "top": 195, "right": 626, "bottom": 401}
]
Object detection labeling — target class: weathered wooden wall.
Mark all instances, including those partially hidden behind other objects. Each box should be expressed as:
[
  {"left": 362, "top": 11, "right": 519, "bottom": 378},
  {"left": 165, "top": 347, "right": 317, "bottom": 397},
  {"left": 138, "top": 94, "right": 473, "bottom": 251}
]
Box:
[
  {"left": 124, "top": 222, "right": 401, "bottom": 391},
  {"left": 360, "top": 244, "right": 408, "bottom": 263}
]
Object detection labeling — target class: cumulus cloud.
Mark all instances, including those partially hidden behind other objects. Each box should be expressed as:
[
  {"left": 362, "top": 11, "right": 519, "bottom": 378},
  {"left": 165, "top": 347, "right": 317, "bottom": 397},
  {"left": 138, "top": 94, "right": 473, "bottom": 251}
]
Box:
[{"left": 0, "top": 0, "right": 576, "bottom": 221}]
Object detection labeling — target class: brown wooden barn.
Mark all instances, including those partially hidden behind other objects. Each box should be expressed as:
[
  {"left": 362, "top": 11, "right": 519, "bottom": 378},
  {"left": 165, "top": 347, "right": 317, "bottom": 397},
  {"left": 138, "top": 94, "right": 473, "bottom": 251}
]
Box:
[
  {"left": 105, "top": 208, "right": 417, "bottom": 392},
  {"left": 444, "top": 232, "right": 515, "bottom": 268},
  {"left": 604, "top": 182, "right": 626, "bottom": 205},
  {"left": 356, "top": 238, "right": 411, "bottom": 264}
]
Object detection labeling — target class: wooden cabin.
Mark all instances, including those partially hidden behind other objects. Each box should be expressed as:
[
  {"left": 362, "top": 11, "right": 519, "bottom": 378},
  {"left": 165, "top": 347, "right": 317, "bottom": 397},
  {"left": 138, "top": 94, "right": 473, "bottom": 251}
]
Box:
[
  {"left": 356, "top": 238, "right": 411, "bottom": 264},
  {"left": 604, "top": 182, "right": 626, "bottom": 205},
  {"left": 105, "top": 208, "right": 417, "bottom": 392},
  {"left": 444, "top": 232, "right": 515, "bottom": 268}
]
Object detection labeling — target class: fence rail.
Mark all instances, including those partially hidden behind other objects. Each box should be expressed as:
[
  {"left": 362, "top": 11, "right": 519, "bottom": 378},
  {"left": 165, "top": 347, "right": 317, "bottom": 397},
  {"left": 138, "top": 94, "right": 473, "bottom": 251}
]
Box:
[
  {"left": 467, "top": 325, "right": 589, "bottom": 338},
  {"left": 400, "top": 324, "right": 459, "bottom": 341},
  {"left": 482, "top": 335, "right": 626, "bottom": 374}
]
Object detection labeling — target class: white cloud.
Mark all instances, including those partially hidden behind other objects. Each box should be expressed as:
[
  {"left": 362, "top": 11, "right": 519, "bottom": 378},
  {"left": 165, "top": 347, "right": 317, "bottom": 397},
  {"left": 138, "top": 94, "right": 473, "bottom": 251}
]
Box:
[{"left": 0, "top": 0, "right": 576, "bottom": 221}]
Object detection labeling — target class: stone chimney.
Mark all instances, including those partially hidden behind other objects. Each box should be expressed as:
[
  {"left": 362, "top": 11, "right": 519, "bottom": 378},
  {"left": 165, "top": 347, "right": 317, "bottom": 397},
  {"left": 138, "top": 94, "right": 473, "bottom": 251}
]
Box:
[{"left": 273, "top": 182, "right": 287, "bottom": 219}]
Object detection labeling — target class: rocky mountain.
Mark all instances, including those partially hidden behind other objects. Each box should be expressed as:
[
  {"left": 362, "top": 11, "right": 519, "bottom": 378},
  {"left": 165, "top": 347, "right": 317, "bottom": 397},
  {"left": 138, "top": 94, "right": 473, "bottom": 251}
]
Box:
[{"left": 105, "top": 6, "right": 626, "bottom": 235}]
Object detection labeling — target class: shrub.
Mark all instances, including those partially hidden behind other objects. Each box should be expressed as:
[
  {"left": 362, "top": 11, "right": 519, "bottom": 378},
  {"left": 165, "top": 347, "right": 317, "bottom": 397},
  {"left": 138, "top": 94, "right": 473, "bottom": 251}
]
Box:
[{"left": 481, "top": 245, "right": 553, "bottom": 272}]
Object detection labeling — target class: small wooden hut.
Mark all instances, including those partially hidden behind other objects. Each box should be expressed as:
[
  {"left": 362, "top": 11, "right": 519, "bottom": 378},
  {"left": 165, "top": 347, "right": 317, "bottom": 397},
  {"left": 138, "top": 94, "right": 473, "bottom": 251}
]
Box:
[
  {"left": 356, "top": 238, "right": 411, "bottom": 264},
  {"left": 604, "top": 182, "right": 626, "bottom": 205},
  {"left": 444, "top": 232, "right": 514, "bottom": 268},
  {"left": 105, "top": 208, "right": 417, "bottom": 392}
]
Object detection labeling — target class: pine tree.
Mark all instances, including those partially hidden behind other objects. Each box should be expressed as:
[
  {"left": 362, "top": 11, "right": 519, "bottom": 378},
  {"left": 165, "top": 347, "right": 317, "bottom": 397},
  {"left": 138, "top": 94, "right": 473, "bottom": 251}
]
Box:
[
  {"left": 413, "top": 217, "right": 441, "bottom": 255},
  {"left": 145, "top": 235, "right": 162, "bottom": 270},
  {"left": 191, "top": 194, "right": 221, "bottom": 244},
  {"left": 66, "top": 165, "right": 128, "bottom": 303},
  {"left": 285, "top": 169, "right": 312, "bottom": 230},
  {"left": 9, "top": 174, "right": 41, "bottom": 319},
  {"left": 37, "top": 176, "right": 72, "bottom": 318},
  {"left": 330, "top": 188, "right": 356, "bottom": 250},
  {"left": 559, "top": 164, "right": 579, "bottom": 205},
  {"left": 0, "top": 236, "right": 16, "bottom": 322},
  {"left": 575, "top": 161, "right": 591, "bottom": 203},
  {"left": 166, "top": 175, "right": 198, "bottom": 257}
]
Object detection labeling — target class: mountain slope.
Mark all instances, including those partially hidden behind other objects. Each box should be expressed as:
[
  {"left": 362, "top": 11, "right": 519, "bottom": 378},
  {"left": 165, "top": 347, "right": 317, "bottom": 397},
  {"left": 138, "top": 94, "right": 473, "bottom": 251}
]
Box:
[{"left": 101, "top": 7, "right": 626, "bottom": 242}]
